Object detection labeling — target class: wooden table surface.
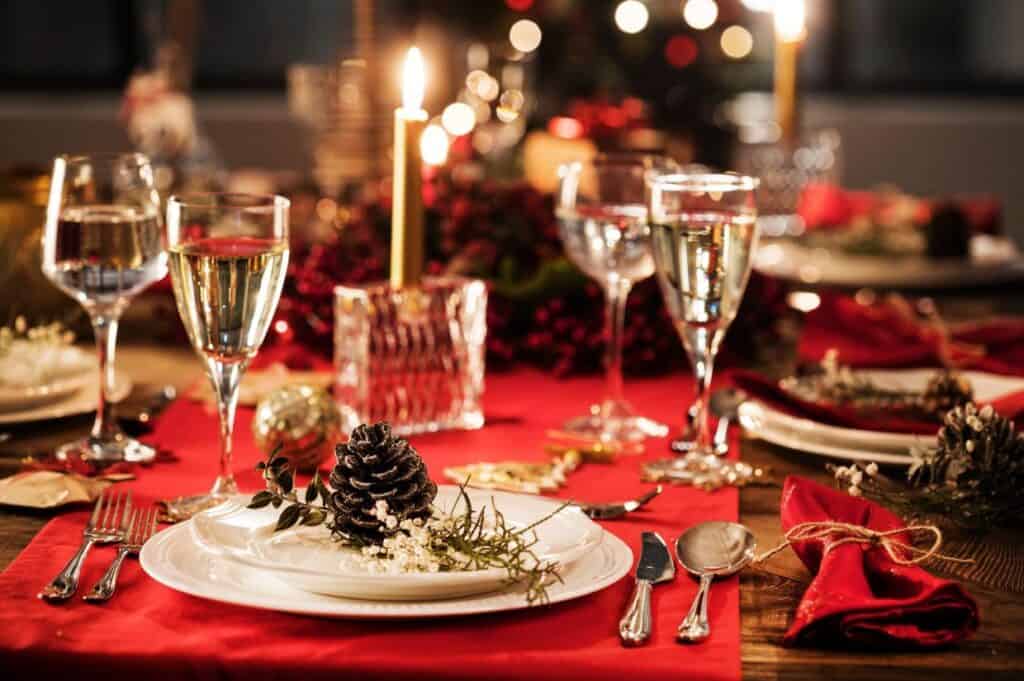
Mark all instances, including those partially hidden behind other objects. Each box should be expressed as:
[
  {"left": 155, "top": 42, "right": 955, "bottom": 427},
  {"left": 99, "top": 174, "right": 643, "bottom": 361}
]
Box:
[{"left": 2, "top": 343, "right": 1022, "bottom": 680}]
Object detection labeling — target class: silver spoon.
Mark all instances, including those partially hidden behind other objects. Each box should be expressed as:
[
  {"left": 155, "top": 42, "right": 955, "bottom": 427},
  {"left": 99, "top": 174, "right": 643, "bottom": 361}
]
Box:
[
  {"left": 709, "top": 388, "right": 746, "bottom": 456},
  {"left": 675, "top": 521, "right": 756, "bottom": 643}
]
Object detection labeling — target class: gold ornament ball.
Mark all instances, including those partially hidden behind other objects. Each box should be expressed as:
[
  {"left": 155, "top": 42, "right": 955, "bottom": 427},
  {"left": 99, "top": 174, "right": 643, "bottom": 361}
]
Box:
[{"left": 252, "top": 384, "right": 342, "bottom": 473}]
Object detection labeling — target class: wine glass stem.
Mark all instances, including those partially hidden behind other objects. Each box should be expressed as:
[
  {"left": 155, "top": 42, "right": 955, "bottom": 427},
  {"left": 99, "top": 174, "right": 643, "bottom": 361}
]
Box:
[
  {"left": 89, "top": 313, "right": 121, "bottom": 441},
  {"left": 689, "top": 339, "right": 716, "bottom": 452},
  {"left": 207, "top": 359, "right": 245, "bottom": 496},
  {"left": 603, "top": 277, "right": 632, "bottom": 408}
]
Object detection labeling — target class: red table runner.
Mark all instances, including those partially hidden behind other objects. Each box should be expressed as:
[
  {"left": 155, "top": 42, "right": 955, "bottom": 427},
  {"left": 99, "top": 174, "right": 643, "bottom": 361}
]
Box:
[{"left": 0, "top": 369, "right": 740, "bottom": 681}]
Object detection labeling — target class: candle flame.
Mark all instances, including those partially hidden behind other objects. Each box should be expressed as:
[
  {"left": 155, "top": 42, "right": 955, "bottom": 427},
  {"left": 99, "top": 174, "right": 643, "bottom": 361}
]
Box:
[
  {"left": 402, "top": 47, "right": 426, "bottom": 112},
  {"left": 774, "top": 0, "right": 806, "bottom": 43}
]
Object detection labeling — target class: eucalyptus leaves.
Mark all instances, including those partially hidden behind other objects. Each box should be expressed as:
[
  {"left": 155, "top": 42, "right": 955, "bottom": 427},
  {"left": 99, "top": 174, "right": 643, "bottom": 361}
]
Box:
[{"left": 249, "top": 454, "right": 331, "bottom": 532}]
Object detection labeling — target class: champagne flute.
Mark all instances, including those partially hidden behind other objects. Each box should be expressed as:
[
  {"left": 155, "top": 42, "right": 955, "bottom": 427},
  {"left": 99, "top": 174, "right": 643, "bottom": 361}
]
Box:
[
  {"left": 164, "top": 193, "right": 289, "bottom": 519},
  {"left": 41, "top": 153, "right": 166, "bottom": 463},
  {"left": 555, "top": 154, "right": 676, "bottom": 443},
  {"left": 643, "top": 172, "right": 759, "bottom": 483}
]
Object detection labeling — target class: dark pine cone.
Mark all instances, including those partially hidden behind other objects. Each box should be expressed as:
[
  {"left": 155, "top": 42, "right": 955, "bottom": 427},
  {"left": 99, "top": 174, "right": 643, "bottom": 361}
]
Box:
[
  {"left": 919, "top": 371, "right": 974, "bottom": 419},
  {"left": 328, "top": 423, "right": 437, "bottom": 543}
]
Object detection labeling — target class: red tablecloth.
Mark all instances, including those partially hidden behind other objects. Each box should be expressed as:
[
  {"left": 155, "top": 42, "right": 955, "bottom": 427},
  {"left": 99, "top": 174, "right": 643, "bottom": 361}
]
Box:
[{"left": 0, "top": 369, "right": 740, "bottom": 681}]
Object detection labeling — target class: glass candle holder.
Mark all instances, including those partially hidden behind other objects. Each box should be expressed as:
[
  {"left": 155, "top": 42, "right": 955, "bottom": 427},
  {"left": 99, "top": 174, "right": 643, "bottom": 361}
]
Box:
[
  {"left": 734, "top": 128, "right": 842, "bottom": 237},
  {"left": 334, "top": 276, "right": 487, "bottom": 435}
]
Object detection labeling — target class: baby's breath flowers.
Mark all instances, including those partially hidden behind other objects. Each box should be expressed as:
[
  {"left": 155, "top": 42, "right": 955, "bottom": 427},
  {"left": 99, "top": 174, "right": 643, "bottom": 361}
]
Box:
[{"left": 829, "top": 403, "right": 1024, "bottom": 530}]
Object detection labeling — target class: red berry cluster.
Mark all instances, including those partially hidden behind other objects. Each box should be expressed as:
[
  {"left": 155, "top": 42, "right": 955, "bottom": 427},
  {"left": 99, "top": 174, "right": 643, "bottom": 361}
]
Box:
[{"left": 270, "top": 171, "right": 783, "bottom": 376}]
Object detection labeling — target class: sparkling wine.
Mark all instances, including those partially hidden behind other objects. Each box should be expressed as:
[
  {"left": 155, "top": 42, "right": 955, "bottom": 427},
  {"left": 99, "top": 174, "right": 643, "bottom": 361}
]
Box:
[
  {"left": 46, "top": 204, "right": 166, "bottom": 309},
  {"left": 557, "top": 204, "right": 655, "bottom": 283},
  {"left": 168, "top": 237, "right": 289, "bottom": 362},
  {"left": 651, "top": 212, "right": 758, "bottom": 345}
]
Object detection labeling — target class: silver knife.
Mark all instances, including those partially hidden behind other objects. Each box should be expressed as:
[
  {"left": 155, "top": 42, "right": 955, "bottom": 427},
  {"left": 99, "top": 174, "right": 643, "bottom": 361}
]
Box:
[{"left": 618, "top": 531, "right": 675, "bottom": 646}]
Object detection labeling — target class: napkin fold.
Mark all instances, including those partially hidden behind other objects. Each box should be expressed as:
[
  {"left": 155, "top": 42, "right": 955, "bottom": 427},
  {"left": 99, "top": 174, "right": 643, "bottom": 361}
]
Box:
[
  {"left": 732, "top": 370, "right": 940, "bottom": 435},
  {"left": 799, "top": 294, "right": 1024, "bottom": 376},
  {"left": 733, "top": 370, "right": 1024, "bottom": 435},
  {"left": 779, "top": 476, "right": 979, "bottom": 649}
]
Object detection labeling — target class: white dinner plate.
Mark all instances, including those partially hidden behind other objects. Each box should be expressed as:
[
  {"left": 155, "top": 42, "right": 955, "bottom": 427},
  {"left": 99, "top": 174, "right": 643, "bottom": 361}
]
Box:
[
  {"left": 0, "top": 370, "right": 132, "bottom": 426},
  {"left": 754, "top": 236, "right": 1024, "bottom": 289},
  {"left": 141, "top": 519, "right": 632, "bottom": 619},
  {"left": 0, "top": 344, "right": 95, "bottom": 412},
  {"left": 190, "top": 487, "right": 604, "bottom": 601},
  {"left": 0, "top": 374, "right": 89, "bottom": 412},
  {"left": 738, "top": 369, "right": 1024, "bottom": 465}
]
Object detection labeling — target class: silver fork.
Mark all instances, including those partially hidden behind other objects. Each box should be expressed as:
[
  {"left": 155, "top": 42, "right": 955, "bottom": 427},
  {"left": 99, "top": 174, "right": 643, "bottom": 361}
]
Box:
[
  {"left": 38, "top": 490, "right": 131, "bottom": 602},
  {"left": 84, "top": 507, "right": 158, "bottom": 602},
  {"left": 573, "top": 486, "right": 663, "bottom": 520}
]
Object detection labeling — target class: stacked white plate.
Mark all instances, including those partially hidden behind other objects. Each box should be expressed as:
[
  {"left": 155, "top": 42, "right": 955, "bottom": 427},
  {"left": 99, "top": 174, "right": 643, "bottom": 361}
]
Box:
[
  {"left": 738, "top": 369, "right": 1024, "bottom": 465},
  {"left": 754, "top": 235, "right": 1024, "bottom": 289},
  {"left": 0, "top": 345, "right": 133, "bottom": 425},
  {"left": 140, "top": 485, "right": 633, "bottom": 619}
]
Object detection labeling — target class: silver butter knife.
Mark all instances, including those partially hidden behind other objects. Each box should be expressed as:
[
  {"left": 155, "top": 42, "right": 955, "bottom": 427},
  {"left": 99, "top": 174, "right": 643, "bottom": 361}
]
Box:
[{"left": 618, "top": 531, "right": 675, "bottom": 646}]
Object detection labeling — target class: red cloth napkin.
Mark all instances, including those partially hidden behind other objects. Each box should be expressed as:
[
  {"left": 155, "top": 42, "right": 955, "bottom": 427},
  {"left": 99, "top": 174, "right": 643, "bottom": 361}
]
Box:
[
  {"left": 796, "top": 182, "right": 1001, "bottom": 235},
  {"left": 731, "top": 370, "right": 940, "bottom": 435},
  {"left": 732, "top": 370, "right": 1024, "bottom": 435},
  {"left": 0, "top": 370, "right": 741, "bottom": 681},
  {"left": 779, "top": 476, "right": 979, "bottom": 648},
  {"left": 799, "top": 294, "right": 1024, "bottom": 376}
]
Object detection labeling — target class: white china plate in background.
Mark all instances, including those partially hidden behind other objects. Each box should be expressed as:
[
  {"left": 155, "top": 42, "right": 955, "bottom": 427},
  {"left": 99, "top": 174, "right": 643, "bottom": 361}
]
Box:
[
  {"left": 754, "top": 236, "right": 1024, "bottom": 289},
  {"left": 141, "top": 518, "right": 632, "bottom": 619},
  {"left": 190, "top": 486, "right": 604, "bottom": 601},
  {"left": 0, "top": 374, "right": 89, "bottom": 412},
  {"left": 0, "top": 370, "right": 132, "bottom": 426},
  {"left": 738, "top": 369, "right": 1024, "bottom": 465}
]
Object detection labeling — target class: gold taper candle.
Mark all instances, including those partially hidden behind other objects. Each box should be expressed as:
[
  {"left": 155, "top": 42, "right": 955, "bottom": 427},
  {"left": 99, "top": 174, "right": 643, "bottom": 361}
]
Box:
[
  {"left": 774, "top": 0, "right": 806, "bottom": 145},
  {"left": 391, "top": 47, "right": 428, "bottom": 289}
]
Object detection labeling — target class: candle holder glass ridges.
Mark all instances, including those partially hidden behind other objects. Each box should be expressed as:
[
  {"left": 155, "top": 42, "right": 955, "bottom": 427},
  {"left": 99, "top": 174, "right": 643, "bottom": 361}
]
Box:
[
  {"left": 734, "top": 128, "right": 841, "bottom": 237},
  {"left": 334, "top": 276, "right": 487, "bottom": 435}
]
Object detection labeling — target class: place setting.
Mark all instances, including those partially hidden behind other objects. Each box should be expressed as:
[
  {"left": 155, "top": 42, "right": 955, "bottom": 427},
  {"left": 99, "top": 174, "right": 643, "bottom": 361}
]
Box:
[{"left": 3, "top": 1, "right": 1024, "bottom": 680}]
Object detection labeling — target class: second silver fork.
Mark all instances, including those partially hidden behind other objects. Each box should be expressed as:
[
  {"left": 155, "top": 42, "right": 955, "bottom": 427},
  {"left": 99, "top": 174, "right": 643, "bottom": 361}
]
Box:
[
  {"left": 84, "top": 507, "right": 158, "bottom": 602},
  {"left": 38, "top": 490, "right": 132, "bottom": 602}
]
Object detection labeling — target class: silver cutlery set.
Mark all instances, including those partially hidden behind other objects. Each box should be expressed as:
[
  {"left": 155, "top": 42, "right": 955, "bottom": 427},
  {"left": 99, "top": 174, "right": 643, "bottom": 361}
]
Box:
[
  {"left": 618, "top": 522, "right": 756, "bottom": 646},
  {"left": 38, "top": 491, "right": 158, "bottom": 603}
]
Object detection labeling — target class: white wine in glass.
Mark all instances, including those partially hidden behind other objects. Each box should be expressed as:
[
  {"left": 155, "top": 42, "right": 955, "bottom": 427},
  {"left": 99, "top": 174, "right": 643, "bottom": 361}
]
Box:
[
  {"left": 164, "top": 194, "right": 290, "bottom": 519},
  {"left": 42, "top": 153, "right": 166, "bottom": 463},
  {"left": 644, "top": 172, "right": 759, "bottom": 484}
]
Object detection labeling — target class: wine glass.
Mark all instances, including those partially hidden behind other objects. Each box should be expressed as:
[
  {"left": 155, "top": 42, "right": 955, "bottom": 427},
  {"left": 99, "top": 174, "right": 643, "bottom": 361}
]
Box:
[
  {"left": 555, "top": 154, "right": 676, "bottom": 442},
  {"left": 642, "top": 172, "right": 759, "bottom": 483},
  {"left": 164, "top": 193, "right": 290, "bottom": 519},
  {"left": 41, "top": 153, "right": 166, "bottom": 463}
]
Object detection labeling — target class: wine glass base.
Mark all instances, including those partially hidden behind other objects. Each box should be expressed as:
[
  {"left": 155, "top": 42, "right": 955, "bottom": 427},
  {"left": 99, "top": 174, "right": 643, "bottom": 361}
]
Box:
[
  {"left": 159, "top": 494, "right": 230, "bottom": 523},
  {"left": 563, "top": 401, "right": 669, "bottom": 443},
  {"left": 55, "top": 435, "right": 156, "bottom": 464},
  {"left": 642, "top": 451, "right": 763, "bottom": 491},
  {"left": 160, "top": 476, "right": 238, "bottom": 522}
]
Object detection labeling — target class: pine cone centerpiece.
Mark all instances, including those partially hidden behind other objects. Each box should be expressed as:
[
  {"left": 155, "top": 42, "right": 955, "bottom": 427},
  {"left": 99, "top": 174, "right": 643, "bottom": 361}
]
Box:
[
  {"left": 328, "top": 423, "right": 437, "bottom": 543},
  {"left": 909, "top": 403, "right": 1024, "bottom": 526},
  {"left": 919, "top": 371, "right": 973, "bottom": 419}
]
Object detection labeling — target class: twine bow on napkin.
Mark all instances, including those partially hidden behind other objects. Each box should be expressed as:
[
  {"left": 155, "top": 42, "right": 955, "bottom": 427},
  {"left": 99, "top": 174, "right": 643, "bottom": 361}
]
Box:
[{"left": 755, "top": 520, "right": 975, "bottom": 567}]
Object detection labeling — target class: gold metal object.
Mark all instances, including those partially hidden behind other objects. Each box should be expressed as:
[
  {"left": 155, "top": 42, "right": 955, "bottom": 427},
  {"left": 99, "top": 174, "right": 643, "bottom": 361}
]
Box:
[
  {"left": 252, "top": 384, "right": 342, "bottom": 473},
  {"left": 444, "top": 452, "right": 581, "bottom": 495},
  {"left": 642, "top": 456, "right": 771, "bottom": 491}
]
